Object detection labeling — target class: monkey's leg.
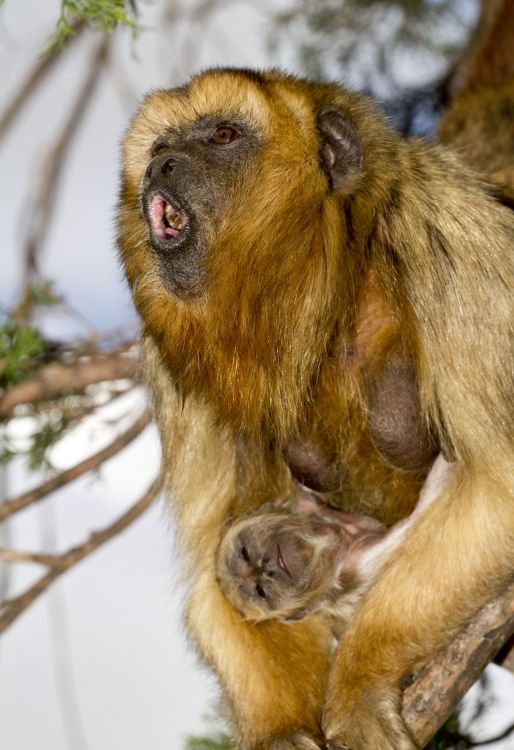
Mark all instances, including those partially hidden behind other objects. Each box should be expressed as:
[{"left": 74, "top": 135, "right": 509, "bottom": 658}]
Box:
[
  {"left": 322, "top": 462, "right": 514, "bottom": 750},
  {"left": 188, "top": 569, "right": 333, "bottom": 749},
  {"left": 143, "top": 336, "right": 333, "bottom": 750}
]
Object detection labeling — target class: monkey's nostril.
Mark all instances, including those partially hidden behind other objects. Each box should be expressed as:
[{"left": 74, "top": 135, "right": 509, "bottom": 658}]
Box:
[
  {"left": 162, "top": 157, "right": 177, "bottom": 174},
  {"left": 255, "top": 584, "right": 266, "bottom": 600}
]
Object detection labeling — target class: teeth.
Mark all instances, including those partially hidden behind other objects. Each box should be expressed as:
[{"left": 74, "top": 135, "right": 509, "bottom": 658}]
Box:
[{"left": 164, "top": 202, "right": 183, "bottom": 230}]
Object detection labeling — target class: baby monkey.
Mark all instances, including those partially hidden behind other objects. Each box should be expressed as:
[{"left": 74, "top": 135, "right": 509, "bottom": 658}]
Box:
[{"left": 216, "top": 455, "right": 454, "bottom": 625}]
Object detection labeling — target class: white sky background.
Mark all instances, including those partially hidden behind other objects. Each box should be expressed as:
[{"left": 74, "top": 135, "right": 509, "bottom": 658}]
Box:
[{"left": 0, "top": 1, "right": 513, "bottom": 749}]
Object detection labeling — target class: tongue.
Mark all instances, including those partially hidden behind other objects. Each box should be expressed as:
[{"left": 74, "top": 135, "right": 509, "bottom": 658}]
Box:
[
  {"left": 149, "top": 194, "right": 182, "bottom": 240},
  {"left": 164, "top": 224, "right": 180, "bottom": 238}
]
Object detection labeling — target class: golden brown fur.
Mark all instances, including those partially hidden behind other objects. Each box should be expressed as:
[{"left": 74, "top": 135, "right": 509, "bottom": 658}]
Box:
[{"left": 118, "top": 5, "right": 514, "bottom": 746}]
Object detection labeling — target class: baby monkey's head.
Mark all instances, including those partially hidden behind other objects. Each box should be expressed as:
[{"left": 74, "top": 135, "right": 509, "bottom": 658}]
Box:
[{"left": 216, "top": 499, "right": 360, "bottom": 622}]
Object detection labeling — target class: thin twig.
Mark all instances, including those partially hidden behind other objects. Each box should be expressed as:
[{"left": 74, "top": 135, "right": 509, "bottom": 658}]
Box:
[
  {"left": 39, "top": 499, "right": 89, "bottom": 750},
  {"left": 0, "top": 21, "right": 86, "bottom": 143},
  {"left": 0, "top": 410, "right": 151, "bottom": 522},
  {"left": 23, "top": 32, "right": 111, "bottom": 285},
  {"left": 31, "top": 381, "right": 135, "bottom": 423},
  {"left": 0, "top": 348, "right": 139, "bottom": 419},
  {"left": 0, "top": 466, "right": 11, "bottom": 608},
  {"left": 439, "top": 717, "right": 514, "bottom": 749},
  {"left": 0, "top": 549, "right": 69, "bottom": 567},
  {"left": 0, "top": 475, "right": 163, "bottom": 634},
  {"left": 470, "top": 720, "right": 514, "bottom": 747}
]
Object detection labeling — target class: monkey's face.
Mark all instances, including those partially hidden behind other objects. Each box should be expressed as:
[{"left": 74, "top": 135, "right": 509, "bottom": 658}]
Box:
[
  {"left": 139, "top": 116, "right": 262, "bottom": 298},
  {"left": 121, "top": 70, "right": 331, "bottom": 299},
  {"left": 216, "top": 511, "right": 343, "bottom": 622}
]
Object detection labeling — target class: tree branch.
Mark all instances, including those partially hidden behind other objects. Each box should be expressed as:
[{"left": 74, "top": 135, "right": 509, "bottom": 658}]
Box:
[
  {"left": 0, "top": 348, "right": 139, "bottom": 419},
  {"left": 0, "top": 475, "right": 163, "bottom": 634},
  {"left": 0, "top": 410, "right": 151, "bottom": 523},
  {"left": 0, "top": 549, "right": 70, "bottom": 567},
  {"left": 23, "top": 32, "right": 110, "bottom": 284},
  {"left": 0, "top": 21, "right": 86, "bottom": 143},
  {"left": 402, "top": 580, "right": 514, "bottom": 746}
]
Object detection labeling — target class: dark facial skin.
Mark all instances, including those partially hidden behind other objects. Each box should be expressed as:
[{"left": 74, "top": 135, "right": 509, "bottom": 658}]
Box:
[
  {"left": 217, "top": 494, "right": 387, "bottom": 621},
  {"left": 141, "top": 117, "right": 261, "bottom": 298}
]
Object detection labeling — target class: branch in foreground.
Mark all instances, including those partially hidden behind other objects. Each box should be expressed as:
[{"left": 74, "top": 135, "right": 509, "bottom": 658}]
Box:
[
  {"left": 0, "top": 349, "right": 139, "bottom": 418},
  {"left": 0, "top": 410, "right": 151, "bottom": 522},
  {"left": 0, "top": 475, "right": 163, "bottom": 635},
  {"left": 402, "top": 579, "right": 514, "bottom": 746}
]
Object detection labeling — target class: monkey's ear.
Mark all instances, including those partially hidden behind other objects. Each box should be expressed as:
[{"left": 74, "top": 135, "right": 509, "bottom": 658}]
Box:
[{"left": 318, "top": 109, "right": 364, "bottom": 192}]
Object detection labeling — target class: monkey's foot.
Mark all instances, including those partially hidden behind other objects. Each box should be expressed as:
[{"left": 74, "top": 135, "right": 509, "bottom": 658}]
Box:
[{"left": 323, "top": 684, "right": 417, "bottom": 750}]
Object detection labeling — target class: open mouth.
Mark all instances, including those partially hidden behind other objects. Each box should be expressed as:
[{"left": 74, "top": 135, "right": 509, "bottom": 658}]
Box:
[{"left": 147, "top": 194, "right": 188, "bottom": 242}]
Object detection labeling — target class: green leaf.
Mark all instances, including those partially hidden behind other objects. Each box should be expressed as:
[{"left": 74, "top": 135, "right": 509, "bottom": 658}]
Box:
[
  {"left": 28, "top": 280, "right": 64, "bottom": 308},
  {"left": 0, "top": 320, "right": 48, "bottom": 392},
  {"left": 184, "top": 713, "right": 235, "bottom": 750},
  {"left": 44, "top": 0, "right": 136, "bottom": 55},
  {"left": 185, "top": 734, "right": 235, "bottom": 750},
  {"left": 27, "top": 414, "right": 72, "bottom": 472}
]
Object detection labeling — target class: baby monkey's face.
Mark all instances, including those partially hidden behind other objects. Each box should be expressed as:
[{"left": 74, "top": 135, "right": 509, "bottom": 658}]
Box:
[{"left": 216, "top": 507, "right": 350, "bottom": 622}]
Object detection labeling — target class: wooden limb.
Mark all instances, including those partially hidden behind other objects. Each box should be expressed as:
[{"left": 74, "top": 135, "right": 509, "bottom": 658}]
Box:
[
  {"left": 0, "top": 349, "right": 139, "bottom": 418},
  {"left": 0, "top": 410, "right": 151, "bottom": 522},
  {"left": 0, "top": 475, "right": 162, "bottom": 634},
  {"left": 402, "top": 580, "right": 514, "bottom": 747},
  {"left": 0, "top": 21, "right": 85, "bottom": 142},
  {"left": 23, "top": 32, "right": 110, "bottom": 284},
  {"left": 0, "top": 549, "right": 68, "bottom": 567}
]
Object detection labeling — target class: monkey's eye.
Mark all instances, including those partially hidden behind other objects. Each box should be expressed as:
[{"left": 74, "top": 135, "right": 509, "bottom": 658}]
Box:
[
  {"left": 240, "top": 545, "right": 250, "bottom": 562},
  {"left": 255, "top": 584, "right": 266, "bottom": 601},
  {"left": 208, "top": 126, "right": 239, "bottom": 145},
  {"left": 152, "top": 143, "right": 168, "bottom": 157}
]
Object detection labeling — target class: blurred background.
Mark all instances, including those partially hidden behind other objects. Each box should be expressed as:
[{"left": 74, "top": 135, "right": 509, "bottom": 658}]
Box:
[{"left": 1, "top": 1, "right": 513, "bottom": 749}]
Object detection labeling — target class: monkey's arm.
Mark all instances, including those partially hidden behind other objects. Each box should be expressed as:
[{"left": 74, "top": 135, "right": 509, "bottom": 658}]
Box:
[
  {"left": 323, "top": 461, "right": 514, "bottom": 750},
  {"left": 143, "top": 335, "right": 333, "bottom": 750}
]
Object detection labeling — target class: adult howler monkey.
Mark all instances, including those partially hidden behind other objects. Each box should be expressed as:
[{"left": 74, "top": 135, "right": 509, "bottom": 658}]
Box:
[{"left": 118, "top": 7, "right": 514, "bottom": 747}]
